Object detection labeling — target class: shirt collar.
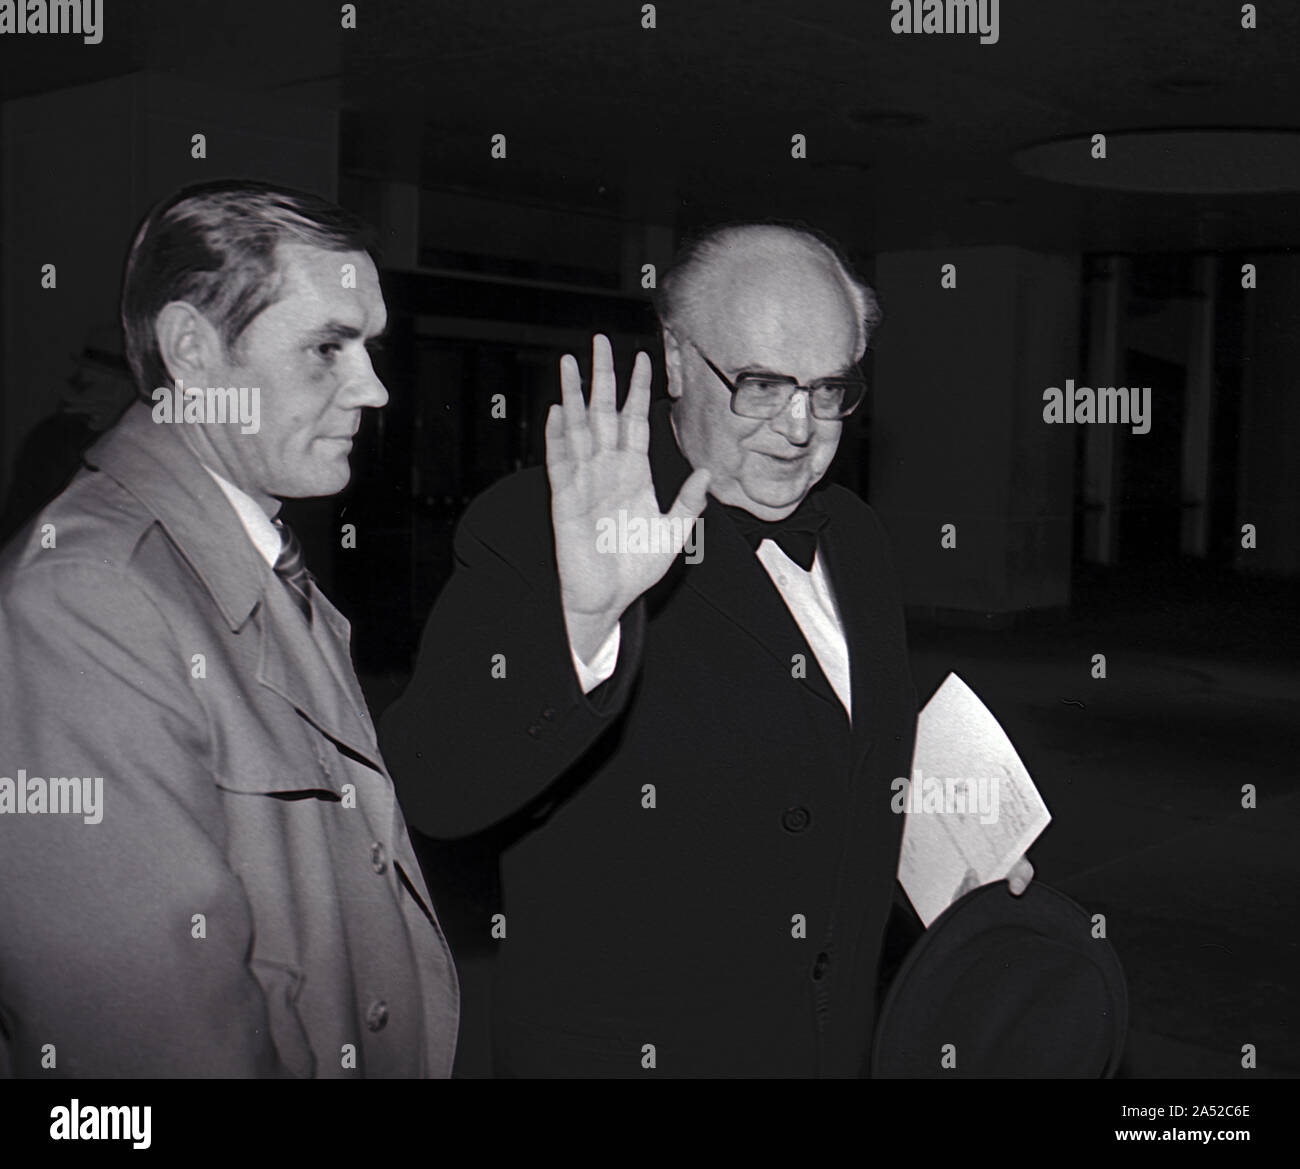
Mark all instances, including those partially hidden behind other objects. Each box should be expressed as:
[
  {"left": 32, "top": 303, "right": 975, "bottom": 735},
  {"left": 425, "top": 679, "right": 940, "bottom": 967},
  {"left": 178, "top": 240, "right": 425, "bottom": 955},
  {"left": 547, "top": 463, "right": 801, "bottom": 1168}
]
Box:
[{"left": 203, "top": 466, "right": 282, "bottom": 568}]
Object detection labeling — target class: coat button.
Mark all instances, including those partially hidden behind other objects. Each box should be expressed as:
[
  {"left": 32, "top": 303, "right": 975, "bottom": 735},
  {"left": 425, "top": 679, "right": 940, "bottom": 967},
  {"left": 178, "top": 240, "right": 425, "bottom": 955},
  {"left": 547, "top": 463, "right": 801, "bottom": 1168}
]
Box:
[
  {"left": 366, "top": 999, "right": 389, "bottom": 1032},
  {"left": 540, "top": 706, "right": 556, "bottom": 721},
  {"left": 811, "top": 951, "right": 829, "bottom": 981},
  {"left": 370, "top": 842, "right": 387, "bottom": 874},
  {"left": 781, "top": 806, "right": 811, "bottom": 833},
  {"left": 527, "top": 724, "right": 541, "bottom": 738}
]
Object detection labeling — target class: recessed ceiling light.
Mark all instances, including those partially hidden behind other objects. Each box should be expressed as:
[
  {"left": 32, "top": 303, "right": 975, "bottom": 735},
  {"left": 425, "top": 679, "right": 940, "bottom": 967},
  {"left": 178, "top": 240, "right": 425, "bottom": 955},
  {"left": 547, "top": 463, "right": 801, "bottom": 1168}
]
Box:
[{"left": 1013, "top": 130, "right": 1300, "bottom": 194}]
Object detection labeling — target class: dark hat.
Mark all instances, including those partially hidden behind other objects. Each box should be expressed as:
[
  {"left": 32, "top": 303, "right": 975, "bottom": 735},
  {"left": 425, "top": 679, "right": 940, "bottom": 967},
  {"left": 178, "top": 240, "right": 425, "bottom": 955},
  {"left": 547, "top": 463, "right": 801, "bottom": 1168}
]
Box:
[{"left": 872, "top": 881, "right": 1128, "bottom": 1077}]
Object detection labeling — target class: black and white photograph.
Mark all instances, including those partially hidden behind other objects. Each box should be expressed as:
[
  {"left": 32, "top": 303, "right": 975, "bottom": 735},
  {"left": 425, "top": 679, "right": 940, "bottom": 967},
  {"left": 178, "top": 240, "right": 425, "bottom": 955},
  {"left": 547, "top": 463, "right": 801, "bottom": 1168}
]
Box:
[{"left": 0, "top": 0, "right": 1295, "bottom": 1152}]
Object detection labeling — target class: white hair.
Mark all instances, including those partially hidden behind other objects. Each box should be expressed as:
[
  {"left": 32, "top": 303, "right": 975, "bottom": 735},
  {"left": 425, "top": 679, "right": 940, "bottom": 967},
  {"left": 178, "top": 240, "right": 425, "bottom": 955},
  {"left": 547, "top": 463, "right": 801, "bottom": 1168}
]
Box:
[{"left": 654, "top": 223, "right": 882, "bottom": 359}]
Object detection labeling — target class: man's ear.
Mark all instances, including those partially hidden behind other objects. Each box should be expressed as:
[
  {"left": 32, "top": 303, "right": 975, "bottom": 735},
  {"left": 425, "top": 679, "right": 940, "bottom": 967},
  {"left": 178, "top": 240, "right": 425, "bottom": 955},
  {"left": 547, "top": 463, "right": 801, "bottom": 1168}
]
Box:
[
  {"left": 154, "top": 301, "right": 222, "bottom": 389},
  {"left": 662, "top": 328, "right": 684, "bottom": 400}
]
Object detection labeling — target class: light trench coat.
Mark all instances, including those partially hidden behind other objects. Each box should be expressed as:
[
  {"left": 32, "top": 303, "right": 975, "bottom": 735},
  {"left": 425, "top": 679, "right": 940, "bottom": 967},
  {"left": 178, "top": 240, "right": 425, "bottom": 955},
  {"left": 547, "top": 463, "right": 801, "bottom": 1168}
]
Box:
[{"left": 0, "top": 402, "right": 458, "bottom": 1077}]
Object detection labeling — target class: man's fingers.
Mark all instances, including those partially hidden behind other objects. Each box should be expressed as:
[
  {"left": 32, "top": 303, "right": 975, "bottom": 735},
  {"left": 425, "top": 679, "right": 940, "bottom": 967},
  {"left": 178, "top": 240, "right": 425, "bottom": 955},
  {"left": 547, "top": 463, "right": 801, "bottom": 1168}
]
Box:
[
  {"left": 544, "top": 404, "right": 574, "bottom": 492},
  {"left": 621, "top": 351, "right": 652, "bottom": 453},
  {"left": 668, "top": 468, "right": 712, "bottom": 524},
  {"left": 559, "top": 352, "right": 592, "bottom": 460},
  {"left": 588, "top": 334, "right": 618, "bottom": 449},
  {"left": 661, "top": 470, "right": 711, "bottom": 558},
  {"left": 1007, "top": 857, "right": 1034, "bottom": 896},
  {"left": 559, "top": 351, "right": 583, "bottom": 411}
]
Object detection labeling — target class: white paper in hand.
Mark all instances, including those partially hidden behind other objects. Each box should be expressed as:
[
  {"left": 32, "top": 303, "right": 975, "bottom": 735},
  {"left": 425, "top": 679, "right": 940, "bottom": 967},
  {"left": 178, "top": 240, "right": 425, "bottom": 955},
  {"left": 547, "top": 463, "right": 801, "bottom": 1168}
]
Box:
[{"left": 897, "top": 673, "right": 1051, "bottom": 927}]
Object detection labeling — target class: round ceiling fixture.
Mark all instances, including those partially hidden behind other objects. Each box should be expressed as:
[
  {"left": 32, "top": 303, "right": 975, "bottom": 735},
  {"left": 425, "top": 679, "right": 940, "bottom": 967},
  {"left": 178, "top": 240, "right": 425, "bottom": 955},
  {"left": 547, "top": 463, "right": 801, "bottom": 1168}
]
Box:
[{"left": 1012, "top": 130, "right": 1300, "bottom": 194}]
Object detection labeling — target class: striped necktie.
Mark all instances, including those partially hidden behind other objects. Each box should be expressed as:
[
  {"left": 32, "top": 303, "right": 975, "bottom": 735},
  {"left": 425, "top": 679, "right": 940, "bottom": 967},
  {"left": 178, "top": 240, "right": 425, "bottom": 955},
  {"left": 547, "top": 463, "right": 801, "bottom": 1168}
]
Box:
[{"left": 272, "top": 519, "right": 313, "bottom": 623}]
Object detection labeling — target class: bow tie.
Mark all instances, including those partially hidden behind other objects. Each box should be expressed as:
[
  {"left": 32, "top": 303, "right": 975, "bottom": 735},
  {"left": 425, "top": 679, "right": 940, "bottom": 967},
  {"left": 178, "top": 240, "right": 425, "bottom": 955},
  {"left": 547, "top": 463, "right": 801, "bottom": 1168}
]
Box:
[{"left": 722, "top": 492, "right": 829, "bottom": 571}]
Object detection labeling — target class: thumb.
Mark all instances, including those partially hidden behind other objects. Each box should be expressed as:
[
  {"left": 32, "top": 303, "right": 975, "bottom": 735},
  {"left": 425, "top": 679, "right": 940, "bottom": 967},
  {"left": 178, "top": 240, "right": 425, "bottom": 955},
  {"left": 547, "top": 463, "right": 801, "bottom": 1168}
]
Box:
[{"left": 667, "top": 468, "right": 711, "bottom": 523}]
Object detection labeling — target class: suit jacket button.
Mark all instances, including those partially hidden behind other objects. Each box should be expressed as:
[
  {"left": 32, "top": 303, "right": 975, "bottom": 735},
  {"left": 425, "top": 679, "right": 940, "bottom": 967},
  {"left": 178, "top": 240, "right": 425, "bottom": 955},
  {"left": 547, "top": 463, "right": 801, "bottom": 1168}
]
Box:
[
  {"left": 366, "top": 999, "right": 389, "bottom": 1032},
  {"left": 782, "top": 806, "right": 811, "bottom": 833},
  {"left": 370, "top": 842, "right": 387, "bottom": 874},
  {"left": 540, "top": 707, "right": 556, "bottom": 721},
  {"left": 812, "top": 951, "right": 829, "bottom": 981},
  {"left": 527, "top": 724, "right": 541, "bottom": 738}
]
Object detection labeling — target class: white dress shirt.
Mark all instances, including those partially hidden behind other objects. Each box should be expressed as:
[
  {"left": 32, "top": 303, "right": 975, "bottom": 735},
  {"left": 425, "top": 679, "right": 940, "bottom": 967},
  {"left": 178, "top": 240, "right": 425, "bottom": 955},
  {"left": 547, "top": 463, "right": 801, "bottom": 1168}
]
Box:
[{"left": 754, "top": 539, "right": 852, "bottom": 717}]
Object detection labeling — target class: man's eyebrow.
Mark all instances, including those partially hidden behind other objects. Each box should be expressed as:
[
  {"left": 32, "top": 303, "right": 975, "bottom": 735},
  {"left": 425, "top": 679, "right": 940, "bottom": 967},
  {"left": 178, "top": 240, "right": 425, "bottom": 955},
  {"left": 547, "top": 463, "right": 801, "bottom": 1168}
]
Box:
[
  {"left": 730, "top": 362, "right": 859, "bottom": 380},
  {"left": 731, "top": 364, "right": 795, "bottom": 380},
  {"left": 303, "top": 320, "right": 390, "bottom": 344},
  {"left": 305, "top": 321, "right": 363, "bottom": 344}
]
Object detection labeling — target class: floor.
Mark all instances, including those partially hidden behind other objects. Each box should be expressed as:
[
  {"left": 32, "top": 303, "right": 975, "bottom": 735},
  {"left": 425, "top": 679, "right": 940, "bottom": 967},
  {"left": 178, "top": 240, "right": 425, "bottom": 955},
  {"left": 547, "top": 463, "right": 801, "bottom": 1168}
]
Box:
[
  {"left": 369, "top": 558, "right": 1300, "bottom": 1078},
  {"left": 905, "top": 561, "right": 1299, "bottom": 1078}
]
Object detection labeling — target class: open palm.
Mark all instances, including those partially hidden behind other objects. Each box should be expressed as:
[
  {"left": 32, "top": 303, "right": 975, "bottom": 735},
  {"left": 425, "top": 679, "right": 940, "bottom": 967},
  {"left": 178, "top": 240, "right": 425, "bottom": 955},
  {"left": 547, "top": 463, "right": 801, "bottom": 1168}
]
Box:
[{"left": 547, "top": 335, "right": 710, "bottom": 659}]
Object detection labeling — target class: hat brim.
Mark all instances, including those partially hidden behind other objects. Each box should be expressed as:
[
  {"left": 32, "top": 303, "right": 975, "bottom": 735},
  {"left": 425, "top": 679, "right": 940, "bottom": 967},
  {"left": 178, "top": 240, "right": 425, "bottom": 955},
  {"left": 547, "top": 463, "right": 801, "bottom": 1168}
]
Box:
[{"left": 872, "top": 881, "right": 1128, "bottom": 1077}]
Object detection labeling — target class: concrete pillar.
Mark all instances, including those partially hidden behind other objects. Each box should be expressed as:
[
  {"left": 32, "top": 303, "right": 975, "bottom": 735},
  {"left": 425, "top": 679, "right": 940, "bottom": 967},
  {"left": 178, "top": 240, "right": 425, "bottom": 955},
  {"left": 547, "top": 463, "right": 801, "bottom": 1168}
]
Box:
[
  {"left": 1081, "top": 257, "right": 1127, "bottom": 565},
  {"left": 1181, "top": 255, "right": 1218, "bottom": 558},
  {"left": 1236, "top": 256, "right": 1300, "bottom": 577}
]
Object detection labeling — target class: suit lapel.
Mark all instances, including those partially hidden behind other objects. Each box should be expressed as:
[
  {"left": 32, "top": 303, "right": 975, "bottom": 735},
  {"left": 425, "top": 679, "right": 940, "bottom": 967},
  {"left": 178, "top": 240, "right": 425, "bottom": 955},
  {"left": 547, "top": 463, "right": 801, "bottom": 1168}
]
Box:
[
  {"left": 681, "top": 502, "right": 843, "bottom": 714},
  {"left": 648, "top": 401, "right": 843, "bottom": 717}
]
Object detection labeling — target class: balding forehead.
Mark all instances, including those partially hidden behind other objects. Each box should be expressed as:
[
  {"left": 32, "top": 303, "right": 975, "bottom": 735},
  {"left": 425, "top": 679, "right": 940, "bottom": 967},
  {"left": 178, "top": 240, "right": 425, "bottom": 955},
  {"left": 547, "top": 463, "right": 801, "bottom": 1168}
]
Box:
[{"left": 691, "top": 240, "right": 856, "bottom": 342}]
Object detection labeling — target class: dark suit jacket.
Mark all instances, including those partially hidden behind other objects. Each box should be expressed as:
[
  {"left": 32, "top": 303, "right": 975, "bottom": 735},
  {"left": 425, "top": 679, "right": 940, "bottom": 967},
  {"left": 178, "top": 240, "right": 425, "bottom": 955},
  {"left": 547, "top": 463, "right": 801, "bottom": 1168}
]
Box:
[
  {"left": 382, "top": 401, "right": 918, "bottom": 1076},
  {"left": 0, "top": 402, "right": 459, "bottom": 1077}
]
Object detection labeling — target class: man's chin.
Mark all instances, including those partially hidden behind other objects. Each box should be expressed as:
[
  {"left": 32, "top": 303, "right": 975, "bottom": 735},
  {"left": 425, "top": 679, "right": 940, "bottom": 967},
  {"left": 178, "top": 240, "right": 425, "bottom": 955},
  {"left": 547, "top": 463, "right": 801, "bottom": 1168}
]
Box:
[
  {"left": 271, "top": 467, "right": 352, "bottom": 500},
  {"left": 736, "top": 483, "right": 811, "bottom": 519},
  {"left": 749, "top": 464, "right": 822, "bottom": 500}
]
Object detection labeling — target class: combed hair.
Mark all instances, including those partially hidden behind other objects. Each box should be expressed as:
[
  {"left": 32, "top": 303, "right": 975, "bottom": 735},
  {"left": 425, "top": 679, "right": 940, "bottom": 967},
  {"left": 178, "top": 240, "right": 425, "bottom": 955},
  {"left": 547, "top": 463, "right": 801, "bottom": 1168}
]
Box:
[
  {"left": 653, "top": 222, "right": 882, "bottom": 359},
  {"left": 121, "top": 179, "right": 375, "bottom": 397}
]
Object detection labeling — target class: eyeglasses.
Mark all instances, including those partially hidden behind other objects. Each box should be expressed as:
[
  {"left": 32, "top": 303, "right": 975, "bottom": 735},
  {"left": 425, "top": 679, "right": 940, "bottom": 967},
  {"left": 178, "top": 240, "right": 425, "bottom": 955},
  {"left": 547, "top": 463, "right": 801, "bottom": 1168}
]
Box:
[{"left": 677, "top": 334, "right": 867, "bottom": 421}]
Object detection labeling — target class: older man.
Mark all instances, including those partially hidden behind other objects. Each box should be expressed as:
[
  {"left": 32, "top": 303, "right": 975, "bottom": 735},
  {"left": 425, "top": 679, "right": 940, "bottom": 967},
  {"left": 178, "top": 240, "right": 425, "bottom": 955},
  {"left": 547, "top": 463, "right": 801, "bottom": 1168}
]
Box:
[
  {"left": 384, "top": 223, "right": 1024, "bottom": 1076},
  {"left": 0, "top": 180, "right": 458, "bottom": 1077}
]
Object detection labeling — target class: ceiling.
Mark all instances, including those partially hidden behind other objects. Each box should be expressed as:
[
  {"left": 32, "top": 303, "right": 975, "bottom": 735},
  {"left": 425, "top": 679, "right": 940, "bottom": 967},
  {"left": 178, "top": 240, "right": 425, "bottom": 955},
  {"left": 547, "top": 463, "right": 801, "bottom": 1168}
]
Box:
[{"left": 3, "top": 0, "right": 1299, "bottom": 256}]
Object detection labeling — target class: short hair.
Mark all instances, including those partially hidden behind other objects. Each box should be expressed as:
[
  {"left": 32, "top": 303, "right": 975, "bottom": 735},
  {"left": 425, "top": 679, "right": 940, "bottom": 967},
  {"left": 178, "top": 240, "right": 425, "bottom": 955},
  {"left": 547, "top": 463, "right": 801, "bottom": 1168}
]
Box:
[
  {"left": 653, "top": 222, "right": 883, "bottom": 359},
  {"left": 121, "top": 179, "right": 375, "bottom": 397}
]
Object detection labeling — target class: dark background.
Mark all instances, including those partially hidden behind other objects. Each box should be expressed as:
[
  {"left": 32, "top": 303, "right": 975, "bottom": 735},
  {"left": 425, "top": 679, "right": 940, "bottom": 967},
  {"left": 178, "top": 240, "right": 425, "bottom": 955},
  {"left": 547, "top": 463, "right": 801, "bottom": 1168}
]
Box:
[{"left": 0, "top": 0, "right": 1296, "bottom": 1078}]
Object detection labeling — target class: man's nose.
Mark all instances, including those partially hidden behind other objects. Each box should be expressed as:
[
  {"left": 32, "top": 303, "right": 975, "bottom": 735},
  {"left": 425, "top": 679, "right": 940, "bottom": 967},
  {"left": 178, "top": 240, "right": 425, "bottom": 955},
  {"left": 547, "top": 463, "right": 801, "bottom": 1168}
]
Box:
[
  {"left": 770, "top": 389, "right": 813, "bottom": 444},
  {"left": 347, "top": 351, "right": 389, "bottom": 409}
]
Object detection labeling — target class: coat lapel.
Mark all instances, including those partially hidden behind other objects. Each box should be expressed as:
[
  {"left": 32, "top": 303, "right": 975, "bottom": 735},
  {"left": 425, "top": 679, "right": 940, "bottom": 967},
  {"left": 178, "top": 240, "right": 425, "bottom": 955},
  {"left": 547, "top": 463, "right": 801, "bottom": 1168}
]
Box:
[
  {"left": 86, "top": 402, "right": 384, "bottom": 776},
  {"left": 255, "top": 581, "right": 384, "bottom": 774}
]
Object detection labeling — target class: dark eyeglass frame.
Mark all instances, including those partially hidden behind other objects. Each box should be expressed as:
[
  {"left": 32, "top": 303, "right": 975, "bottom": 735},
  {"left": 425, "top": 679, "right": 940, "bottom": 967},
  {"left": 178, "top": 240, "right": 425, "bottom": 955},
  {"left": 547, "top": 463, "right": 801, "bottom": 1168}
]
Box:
[{"left": 675, "top": 333, "right": 867, "bottom": 420}]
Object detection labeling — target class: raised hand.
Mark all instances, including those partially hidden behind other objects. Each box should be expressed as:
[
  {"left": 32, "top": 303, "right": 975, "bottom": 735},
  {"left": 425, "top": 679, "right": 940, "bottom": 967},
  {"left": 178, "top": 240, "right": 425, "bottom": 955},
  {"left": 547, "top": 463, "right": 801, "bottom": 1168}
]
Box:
[{"left": 547, "top": 334, "right": 710, "bottom": 662}]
